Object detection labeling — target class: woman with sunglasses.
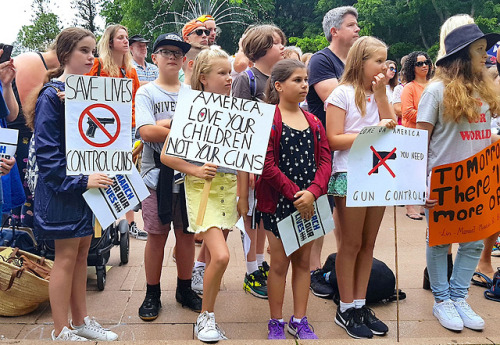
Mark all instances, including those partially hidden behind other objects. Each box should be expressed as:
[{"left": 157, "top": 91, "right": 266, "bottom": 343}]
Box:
[
  {"left": 385, "top": 60, "right": 398, "bottom": 103},
  {"left": 182, "top": 20, "right": 210, "bottom": 46},
  {"left": 401, "top": 51, "right": 432, "bottom": 221}
]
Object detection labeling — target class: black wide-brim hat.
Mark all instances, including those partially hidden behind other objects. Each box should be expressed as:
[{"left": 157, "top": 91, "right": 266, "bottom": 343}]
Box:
[{"left": 436, "top": 24, "right": 500, "bottom": 66}]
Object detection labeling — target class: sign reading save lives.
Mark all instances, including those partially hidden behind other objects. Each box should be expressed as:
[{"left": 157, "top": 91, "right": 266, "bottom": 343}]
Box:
[
  {"left": 65, "top": 74, "right": 132, "bottom": 175},
  {"left": 428, "top": 141, "right": 500, "bottom": 246},
  {"left": 347, "top": 126, "right": 428, "bottom": 207},
  {"left": 0, "top": 128, "right": 18, "bottom": 161},
  {"left": 164, "top": 88, "right": 274, "bottom": 174}
]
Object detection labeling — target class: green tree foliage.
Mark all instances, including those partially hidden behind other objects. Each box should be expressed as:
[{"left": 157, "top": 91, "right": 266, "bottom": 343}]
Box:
[
  {"left": 72, "top": 0, "right": 102, "bottom": 35},
  {"left": 16, "top": 0, "right": 62, "bottom": 51}
]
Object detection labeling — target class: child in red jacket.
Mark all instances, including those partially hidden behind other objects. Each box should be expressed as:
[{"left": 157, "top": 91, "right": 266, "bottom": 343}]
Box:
[{"left": 256, "top": 59, "right": 331, "bottom": 340}]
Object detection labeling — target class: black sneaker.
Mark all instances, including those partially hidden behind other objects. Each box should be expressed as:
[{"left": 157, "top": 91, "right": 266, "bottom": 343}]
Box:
[
  {"left": 176, "top": 287, "right": 202, "bottom": 312},
  {"left": 139, "top": 293, "right": 161, "bottom": 321},
  {"left": 243, "top": 269, "right": 268, "bottom": 298},
  {"left": 259, "top": 261, "right": 270, "bottom": 278},
  {"left": 335, "top": 306, "right": 373, "bottom": 339},
  {"left": 360, "top": 305, "right": 388, "bottom": 335},
  {"left": 310, "top": 269, "right": 334, "bottom": 298}
]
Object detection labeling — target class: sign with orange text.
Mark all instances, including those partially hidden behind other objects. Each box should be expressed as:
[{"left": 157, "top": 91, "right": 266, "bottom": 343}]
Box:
[{"left": 428, "top": 141, "right": 500, "bottom": 246}]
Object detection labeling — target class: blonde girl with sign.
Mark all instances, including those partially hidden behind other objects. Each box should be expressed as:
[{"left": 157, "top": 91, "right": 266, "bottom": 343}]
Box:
[
  {"left": 162, "top": 48, "right": 243, "bottom": 342},
  {"left": 325, "top": 36, "right": 396, "bottom": 339},
  {"left": 255, "top": 59, "right": 331, "bottom": 339},
  {"left": 28, "top": 28, "right": 117, "bottom": 341},
  {"left": 417, "top": 24, "right": 500, "bottom": 332},
  {"left": 86, "top": 24, "right": 144, "bottom": 239}
]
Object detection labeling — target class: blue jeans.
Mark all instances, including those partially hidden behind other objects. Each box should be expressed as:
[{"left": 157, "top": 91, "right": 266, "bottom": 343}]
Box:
[{"left": 426, "top": 233, "right": 483, "bottom": 302}]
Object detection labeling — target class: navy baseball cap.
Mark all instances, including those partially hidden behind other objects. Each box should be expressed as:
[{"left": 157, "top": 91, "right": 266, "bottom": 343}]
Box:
[{"left": 152, "top": 33, "right": 191, "bottom": 54}]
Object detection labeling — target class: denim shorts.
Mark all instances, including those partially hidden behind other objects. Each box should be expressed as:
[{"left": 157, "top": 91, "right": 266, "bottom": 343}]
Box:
[{"left": 328, "top": 172, "right": 347, "bottom": 197}]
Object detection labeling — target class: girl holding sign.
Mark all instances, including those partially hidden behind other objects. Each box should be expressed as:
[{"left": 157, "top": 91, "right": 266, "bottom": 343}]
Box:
[
  {"left": 255, "top": 59, "right": 331, "bottom": 339},
  {"left": 325, "top": 36, "right": 397, "bottom": 339},
  {"left": 417, "top": 24, "right": 500, "bottom": 332},
  {"left": 86, "top": 24, "right": 145, "bottom": 240},
  {"left": 162, "top": 48, "right": 242, "bottom": 342},
  {"left": 29, "top": 28, "right": 118, "bottom": 341}
]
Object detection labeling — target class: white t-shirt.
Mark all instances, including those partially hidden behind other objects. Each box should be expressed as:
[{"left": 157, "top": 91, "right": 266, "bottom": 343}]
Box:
[
  {"left": 386, "top": 85, "right": 394, "bottom": 104},
  {"left": 325, "top": 84, "right": 381, "bottom": 173},
  {"left": 392, "top": 84, "right": 404, "bottom": 104},
  {"left": 417, "top": 81, "right": 492, "bottom": 176}
]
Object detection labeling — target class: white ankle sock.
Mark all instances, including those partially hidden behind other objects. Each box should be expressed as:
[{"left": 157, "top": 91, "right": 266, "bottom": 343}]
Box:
[
  {"left": 354, "top": 299, "right": 366, "bottom": 309},
  {"left": 293, "top": 316, "right": 303, "bottom": 323},
  {"left": 246, "top": 260, "right": 258, "bottom": 275},
  {"left": 194, "top": 261, "right": 206, "bottom": 269},
  {"left": 256, "top": 254, "right": 265, "bottom": 266},
  {"left": 340, "top": 301, "right": 355, "bottom": 313}
]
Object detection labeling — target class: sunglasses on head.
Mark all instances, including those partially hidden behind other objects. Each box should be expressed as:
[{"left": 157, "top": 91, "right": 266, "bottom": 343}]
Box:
[
  {"left": 389, "top": 67, "right": 397, "bottom": 72},
  {"left": 189, "top": 29, "right": 210, "bottom": 37},
  {"left": 416, "top": 60, "right": 432, "bottom": 67}
]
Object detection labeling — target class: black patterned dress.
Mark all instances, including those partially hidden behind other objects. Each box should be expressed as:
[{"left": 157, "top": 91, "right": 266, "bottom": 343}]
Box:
[{"left": 262, "top": 123, "right": 317, "bottom": 238}]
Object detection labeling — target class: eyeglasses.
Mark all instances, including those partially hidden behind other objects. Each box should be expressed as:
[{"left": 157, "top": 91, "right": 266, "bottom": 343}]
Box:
[
  {"left": 415, "top": 60, "right": 432, "bottom": 67},
  {"left": 155, "top": 49, "right": 184, "bottom": 59},
  {"left": 389, "top": 67, "right": 397, "bottom": 72},
  {"left": 189, "top": 29, "right": 210, "bottom": 37}
]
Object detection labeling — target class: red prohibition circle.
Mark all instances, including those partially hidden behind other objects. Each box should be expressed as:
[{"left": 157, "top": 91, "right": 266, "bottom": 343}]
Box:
[{"left": 78, "top": 103, "right": 121, "bottom": 147}]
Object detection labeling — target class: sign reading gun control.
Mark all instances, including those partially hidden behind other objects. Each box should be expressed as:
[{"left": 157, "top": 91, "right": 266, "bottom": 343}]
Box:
[
  {"left": 65, "top": 74, "right": 132, "bottom": 175},
  {"left": 164, "top": 88, "right": 274, "bottom": 174}
]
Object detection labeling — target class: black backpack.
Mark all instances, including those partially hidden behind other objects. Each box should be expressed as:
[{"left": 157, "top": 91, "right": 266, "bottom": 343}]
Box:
[{"left": 323, "top": 253, "right": 406, "bottom": 304}]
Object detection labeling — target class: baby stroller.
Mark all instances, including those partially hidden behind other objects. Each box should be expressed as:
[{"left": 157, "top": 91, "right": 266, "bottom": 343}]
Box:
[{"left": 39, "top": 218, "right": 130, "bottom": 290}]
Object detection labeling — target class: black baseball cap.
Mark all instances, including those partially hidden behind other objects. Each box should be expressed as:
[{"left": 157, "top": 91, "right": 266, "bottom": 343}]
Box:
[
  {"left": 152, "top": 33, "right": 191, "bottom": 54},
  {"left": 129, "top": 35, "right": 150, "bottom": 45}
]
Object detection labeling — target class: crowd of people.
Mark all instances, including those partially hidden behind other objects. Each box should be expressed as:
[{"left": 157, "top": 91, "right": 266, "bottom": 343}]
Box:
[{"left": 1, "top": 5, "right": 500, "bottom": 343}]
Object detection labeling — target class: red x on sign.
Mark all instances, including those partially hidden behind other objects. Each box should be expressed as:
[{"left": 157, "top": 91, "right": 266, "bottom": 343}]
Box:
[{"left": 368, "top": 146, "right": 396, "bottom": 178}]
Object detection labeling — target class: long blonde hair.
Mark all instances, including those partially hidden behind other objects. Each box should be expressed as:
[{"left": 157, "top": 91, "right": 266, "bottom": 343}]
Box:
[
  {"left": 191, "top": 48, "right": 229, "bottom": 91},
  {"left": 340, "top": 36, "right": 387, "bottom": 116},
  {"left": 97, "top": 24, "right": 133, "bottom": 77},
  {"left": 434, "top": 50, "right": 500, "bottom": 123}
]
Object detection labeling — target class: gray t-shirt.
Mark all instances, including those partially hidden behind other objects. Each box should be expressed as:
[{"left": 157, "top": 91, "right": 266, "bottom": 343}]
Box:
[
  {"left": 417, "top": 81, "right": 492, "bottom": 176},
  {"left": 232, "top": 67, "right": 268, "bottom": 102},
  {"left": 136, "top": 82, "right": 188, "bottom": 189}
]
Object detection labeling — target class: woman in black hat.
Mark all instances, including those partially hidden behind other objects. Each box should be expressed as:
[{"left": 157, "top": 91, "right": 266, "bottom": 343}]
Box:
[{"left": 417, "top": 23, "right": 500, "bottom": 333}]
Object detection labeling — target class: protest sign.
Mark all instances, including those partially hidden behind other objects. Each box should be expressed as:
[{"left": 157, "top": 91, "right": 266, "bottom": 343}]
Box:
[
  {"left": 65, "top": 74, "right": 132, "bottom": 175},
  {"left": 346, "top": 126, "right": 428, "bottom": 207},
  {"left": 164, "top": 88, "right": 274, "bottom": 175},
  {"left": 278, "top": 195, "right": 334, "bottom": 257},
  {"left": 0, "top": 128, "right": 18, "bottom": 161},
  {"left": 428, "top": 141, "right": 500, "bottom": 246},
  {"left": 83, "top": 166, "right": 149, "bottom": 229}
]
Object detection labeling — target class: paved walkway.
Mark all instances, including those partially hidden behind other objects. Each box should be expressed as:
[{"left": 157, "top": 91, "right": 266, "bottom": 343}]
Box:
[{"left": 1, "top": 206, "right": 499, "bottom": 344}]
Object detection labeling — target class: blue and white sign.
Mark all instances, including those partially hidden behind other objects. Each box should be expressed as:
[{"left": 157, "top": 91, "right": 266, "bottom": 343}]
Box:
[{"left": 0, "top": 128, "right": 18, "bottom": 160}]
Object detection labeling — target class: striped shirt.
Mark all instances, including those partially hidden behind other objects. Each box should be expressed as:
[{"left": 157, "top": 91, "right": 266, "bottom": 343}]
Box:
[{"left": 133, "top": 60, "right": 159, "bottom": 82}]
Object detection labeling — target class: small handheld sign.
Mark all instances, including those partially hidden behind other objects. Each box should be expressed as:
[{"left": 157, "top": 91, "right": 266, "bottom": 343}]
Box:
[
  {"left": 0, "top": 128, "right": 18, "bottom": 163},
  {"left": 65, "top": 74, "right": 132, "bottom": 175}
]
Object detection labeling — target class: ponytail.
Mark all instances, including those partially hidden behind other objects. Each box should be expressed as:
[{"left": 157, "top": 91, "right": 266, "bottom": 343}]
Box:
[
  {"left": 265, "top": 59, "right": 306, "bottom": 105},
  {"left": 265, "top": 76, "right": 280, "bottom": 105}
]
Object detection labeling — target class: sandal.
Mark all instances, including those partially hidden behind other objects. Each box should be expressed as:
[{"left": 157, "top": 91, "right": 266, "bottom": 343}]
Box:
[
  {"left": 471, "top": 271, "right": 493, "bottom": 288},
  {"left": 406, "top": 213, "right": 423, "bottom": 221}
]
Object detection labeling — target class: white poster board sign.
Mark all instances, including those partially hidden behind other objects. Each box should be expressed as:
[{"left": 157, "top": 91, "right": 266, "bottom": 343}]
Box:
[
  {"left": 83, "top": 166, "right": 149, "bottom": 229},
  {"left": 65, "top": 74, "right": 132, "bottom": 175},
  {"left": 346, "top": 125, "right": 428, "bottom": 207},
  {"left": 164, "top": 88, "right": 275, "bottom": 174},
  {"left": 278, "top": 195, "right": 334, "bottom": 257},
  {"left": 0, "top": 128, "right": 18, "bottom": 160}
]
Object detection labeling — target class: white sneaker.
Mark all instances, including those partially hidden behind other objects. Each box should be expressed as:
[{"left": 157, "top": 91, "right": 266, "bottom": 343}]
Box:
[
  {"left": 195, "top": 311, "right": 227, "bottom": 342},
  {"left": 71, "top": 316, "right": 118, "bottom": 341},
  {"left": 433, "top": 299, "right": 464, "bottom": 331},
  {"left": 453, "top": 298, "right": 485, "bottom": 330},
  {"left": 192, "top": 266, "right": 205, "bottom": 295},
  {"left": 51, "top": 326, "right": 88, "bottom": 341}
]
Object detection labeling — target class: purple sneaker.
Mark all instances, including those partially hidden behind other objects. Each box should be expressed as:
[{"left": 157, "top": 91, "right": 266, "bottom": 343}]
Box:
[
  {"left": 268, "top": 319, "right": 286, "bottom": 340},
  {"left": 287, "top": 316, "right": 318, "bottom": 339}
]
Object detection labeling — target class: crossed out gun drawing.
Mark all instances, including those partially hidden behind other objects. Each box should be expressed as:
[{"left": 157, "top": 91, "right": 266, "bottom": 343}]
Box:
[{"left": 86, "top": 117, "right": 115, "bottom": 138}]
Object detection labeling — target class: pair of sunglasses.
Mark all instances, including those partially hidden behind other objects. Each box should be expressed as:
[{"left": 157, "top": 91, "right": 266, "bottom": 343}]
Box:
[
  {"left": 189, "top": 29, "right": 210, "bottom": 37},
  {"left": 389, "top": 67, "right": 397, "bottom": 72},
  {"left": 416, "top": 60, "right": 432, "bottom": 67}
]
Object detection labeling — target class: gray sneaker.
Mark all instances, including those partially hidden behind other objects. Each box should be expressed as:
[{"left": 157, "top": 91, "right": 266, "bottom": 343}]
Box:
[
  {"left": 130, "top": 222, "right": 147, "bottom": 241},
  {"left": 192, "top": 266, "right": 205, "bottom": 295}
]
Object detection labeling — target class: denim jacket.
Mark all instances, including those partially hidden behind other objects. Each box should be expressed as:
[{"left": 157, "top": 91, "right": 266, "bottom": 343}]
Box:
[{"left": 33, "top": 81, "right": 91, "bottom": 235}]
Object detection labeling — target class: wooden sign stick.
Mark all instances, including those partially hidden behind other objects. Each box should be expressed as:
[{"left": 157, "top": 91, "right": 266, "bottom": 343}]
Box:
[
  {"left": 196, "top": 179, "right": 213, "bottom": 225},
  {"left": 393, "top": 206, "right": 400, "bottom": 342},
  {"left": 94, "top": 218, "right": 102, "bottom": 238}
]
